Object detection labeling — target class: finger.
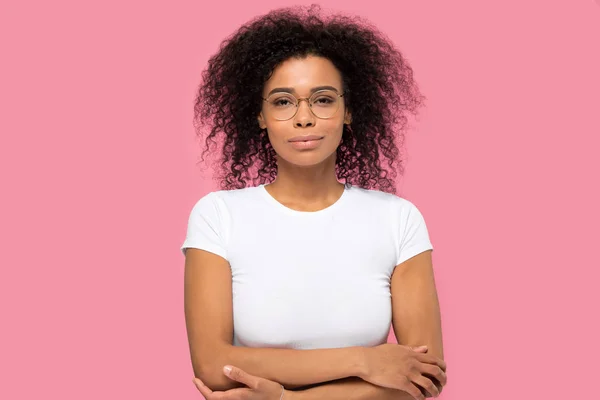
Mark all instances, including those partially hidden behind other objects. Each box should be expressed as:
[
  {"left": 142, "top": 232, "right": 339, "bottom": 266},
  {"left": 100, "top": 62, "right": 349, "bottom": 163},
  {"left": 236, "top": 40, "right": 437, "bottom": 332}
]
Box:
[
  {"left": 410, "top": 345, "right": 428, "bottom": 353},
  {"left": 421, "top": 363, "right": 447, "bottom": 387},
  {"left": 193, "top": 378, "right": 213, "bottom": 398},
  {"left": 412, "top": 375, "right": 439, "bottom": 398},
  {"left": 431, "top": 379, "right": 444, "bottom": 396},
  {"left": 223, "top": 365, "right": 259, "bottom": 389},
  {"left": 415, "top": 353, "right": 446, "bottom": 371},
  {"left": 402, "top": 381, "right": 426, "bottom": 400}
]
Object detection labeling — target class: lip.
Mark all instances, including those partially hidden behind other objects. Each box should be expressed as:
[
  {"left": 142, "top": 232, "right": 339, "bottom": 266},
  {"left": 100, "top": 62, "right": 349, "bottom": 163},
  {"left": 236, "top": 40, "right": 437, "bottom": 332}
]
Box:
[
  {"left": 288, "top": 136, "right": 324, "bottom": 150},
  {"left": 288, "top": 135, "right": 325, "bottom": 142}
]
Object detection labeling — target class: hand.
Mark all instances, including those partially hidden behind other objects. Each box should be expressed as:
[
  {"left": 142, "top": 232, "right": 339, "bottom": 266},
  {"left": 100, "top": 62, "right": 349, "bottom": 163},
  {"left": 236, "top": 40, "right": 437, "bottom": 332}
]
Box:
[
  {"left": 371, "top": 384, "right": 444, "bottom": 400},
  {"left": 359, "top": 344, "right": 447, "bottom": 400},
  {"left": 193, "top": 365, "right": 288, "bottom": 400}
]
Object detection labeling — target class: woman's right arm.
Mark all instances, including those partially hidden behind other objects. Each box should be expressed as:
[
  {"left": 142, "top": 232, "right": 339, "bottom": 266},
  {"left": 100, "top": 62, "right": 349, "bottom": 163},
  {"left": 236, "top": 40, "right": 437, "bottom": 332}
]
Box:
[{"left": 184, "top": 248, "right": 367, "bottom": 392}]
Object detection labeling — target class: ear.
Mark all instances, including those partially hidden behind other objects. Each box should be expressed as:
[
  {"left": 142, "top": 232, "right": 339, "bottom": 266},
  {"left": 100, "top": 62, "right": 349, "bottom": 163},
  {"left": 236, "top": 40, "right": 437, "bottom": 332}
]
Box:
[
  {"left": 344, "top": 109, "right": 352, "bottom": 125},
  {"left": 257, "top": 112, "right": 267, "bottom": 130}
]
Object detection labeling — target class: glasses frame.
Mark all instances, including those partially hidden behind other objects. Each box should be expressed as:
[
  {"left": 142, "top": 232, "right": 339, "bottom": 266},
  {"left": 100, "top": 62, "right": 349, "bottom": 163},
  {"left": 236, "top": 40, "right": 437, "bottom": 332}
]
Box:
[{"left": 262, "top": 89, "right": 345, "bottom": 121}]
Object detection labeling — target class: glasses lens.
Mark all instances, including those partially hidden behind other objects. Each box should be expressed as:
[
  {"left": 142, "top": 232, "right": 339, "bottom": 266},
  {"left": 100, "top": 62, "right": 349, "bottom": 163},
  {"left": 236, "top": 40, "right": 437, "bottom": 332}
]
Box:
[
  {"left": 266, "top": 94, "right": 297, "bottom": 120},
  {"left": 310, "top": 90, "right": 340, "bottom": 119}
]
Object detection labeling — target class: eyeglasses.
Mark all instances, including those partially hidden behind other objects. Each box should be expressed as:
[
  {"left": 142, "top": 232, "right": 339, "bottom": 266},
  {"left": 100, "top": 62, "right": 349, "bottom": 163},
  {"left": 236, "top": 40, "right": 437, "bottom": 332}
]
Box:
[{"left": 262, "top": 89, "right": 345, "bottom": 121}]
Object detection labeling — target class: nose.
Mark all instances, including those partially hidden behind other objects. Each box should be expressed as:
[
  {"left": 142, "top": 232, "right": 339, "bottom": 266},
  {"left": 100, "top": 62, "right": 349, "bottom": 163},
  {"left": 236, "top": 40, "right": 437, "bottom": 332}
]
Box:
[{"left": 293, "top": 98, "right": 315, "bottom": 128}]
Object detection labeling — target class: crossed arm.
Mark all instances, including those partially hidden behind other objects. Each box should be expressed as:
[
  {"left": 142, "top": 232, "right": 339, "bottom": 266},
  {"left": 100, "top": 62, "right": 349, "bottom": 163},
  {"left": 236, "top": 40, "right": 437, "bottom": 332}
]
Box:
[
  {"left": 184, "top": 248, "right": 443, "bottom": 399},
  {"left": 287, "top": 377, "right": 417, "bottom": 400}
]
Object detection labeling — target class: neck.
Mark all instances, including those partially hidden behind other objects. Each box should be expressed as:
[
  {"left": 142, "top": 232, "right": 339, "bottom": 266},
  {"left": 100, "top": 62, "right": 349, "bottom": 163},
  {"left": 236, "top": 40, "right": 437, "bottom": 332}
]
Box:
[{"left": 266, "top": 154, "right": 344, "bottom": 205}]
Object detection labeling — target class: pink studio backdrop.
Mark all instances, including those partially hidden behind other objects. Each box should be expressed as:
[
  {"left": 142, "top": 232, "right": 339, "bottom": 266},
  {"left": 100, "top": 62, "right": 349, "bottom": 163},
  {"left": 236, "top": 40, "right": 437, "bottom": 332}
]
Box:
[{"left": 1, "top": 0, "right": 598, "bottom": 399}]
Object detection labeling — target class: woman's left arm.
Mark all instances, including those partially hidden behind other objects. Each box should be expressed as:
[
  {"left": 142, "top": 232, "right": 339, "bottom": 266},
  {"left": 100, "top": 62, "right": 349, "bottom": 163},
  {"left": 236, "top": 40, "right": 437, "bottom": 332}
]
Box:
[
  {"left": 286, "top": 377, "right": 422, "bottom": 400},
  {"left": 197, "top": 373, "right": 420, "bottom": 400},
  {"left": 390, "top": 250, "right": 445, "bottom": 394},
  {"left": 391, "top": 250, "right": 444, "bottom": 360}
]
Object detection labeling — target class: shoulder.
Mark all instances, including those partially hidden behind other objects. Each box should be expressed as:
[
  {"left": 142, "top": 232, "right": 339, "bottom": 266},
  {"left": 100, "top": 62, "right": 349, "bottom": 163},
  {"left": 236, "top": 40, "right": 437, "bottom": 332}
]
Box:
[
  {"left": 348, "top": 185, "right": 418, "bottom": 212},
  {"left": 192, "top": 186, "right": 259, "bottom": 217},
  {"left": 190, "top": 185, "right": 260, "bottom": 210},
  {"left": 348, "top": 187, "right": 430, "bottom": 235}
]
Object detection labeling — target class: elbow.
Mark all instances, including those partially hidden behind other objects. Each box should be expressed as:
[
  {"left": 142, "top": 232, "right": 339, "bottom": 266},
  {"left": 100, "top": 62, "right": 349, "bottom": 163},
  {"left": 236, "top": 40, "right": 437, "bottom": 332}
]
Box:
[
  {"left": 194, "top": 368, "right": 234, "bottom": 392},
  {"left": 199, "top": 370, "right": 246, "bottom": 392},
  {"left": 192, "top": 352, "right": 243, "bottom": 392}
]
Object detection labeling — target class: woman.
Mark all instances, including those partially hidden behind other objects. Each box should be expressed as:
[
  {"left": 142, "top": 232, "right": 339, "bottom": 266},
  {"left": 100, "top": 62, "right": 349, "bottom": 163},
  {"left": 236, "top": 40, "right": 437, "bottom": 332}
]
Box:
[{"left": 181, "top": 5, "right": 447, "bottom": 400}]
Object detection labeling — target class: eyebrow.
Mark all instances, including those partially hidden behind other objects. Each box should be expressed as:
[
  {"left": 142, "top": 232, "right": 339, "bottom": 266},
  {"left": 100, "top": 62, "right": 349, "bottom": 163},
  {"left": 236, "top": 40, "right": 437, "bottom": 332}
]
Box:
[{"left": 266, "top": 85, "right": 340, "bottom": 97}]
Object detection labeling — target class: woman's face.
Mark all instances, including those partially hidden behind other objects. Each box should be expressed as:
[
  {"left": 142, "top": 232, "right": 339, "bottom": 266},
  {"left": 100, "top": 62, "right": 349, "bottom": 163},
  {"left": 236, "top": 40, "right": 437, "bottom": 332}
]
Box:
[{"left": 257, "top": 55, "right": 352, "bottom": 168}]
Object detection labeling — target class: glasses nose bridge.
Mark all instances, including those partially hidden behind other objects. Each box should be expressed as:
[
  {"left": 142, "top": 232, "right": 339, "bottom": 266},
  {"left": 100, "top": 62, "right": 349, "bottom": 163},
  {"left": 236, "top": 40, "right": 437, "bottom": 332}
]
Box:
[
  {"left": 296, "top": 96, "right": 312, "bottom": 106},
  {"left": 293, "top": 96, "right": 315, "bottom": 119}
]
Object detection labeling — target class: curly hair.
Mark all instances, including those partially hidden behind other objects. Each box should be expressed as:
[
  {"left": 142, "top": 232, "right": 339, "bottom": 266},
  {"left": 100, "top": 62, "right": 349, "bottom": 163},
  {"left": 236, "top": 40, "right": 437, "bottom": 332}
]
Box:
[{"left": 193, "top": 4, "right": 426, "bottom": 194}]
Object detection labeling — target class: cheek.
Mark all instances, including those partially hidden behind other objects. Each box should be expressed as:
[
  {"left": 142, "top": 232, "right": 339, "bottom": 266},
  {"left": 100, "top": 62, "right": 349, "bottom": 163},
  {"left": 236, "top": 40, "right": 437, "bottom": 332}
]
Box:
[{"left": 265, "top": 125, "right": 288, "bottom": 144}]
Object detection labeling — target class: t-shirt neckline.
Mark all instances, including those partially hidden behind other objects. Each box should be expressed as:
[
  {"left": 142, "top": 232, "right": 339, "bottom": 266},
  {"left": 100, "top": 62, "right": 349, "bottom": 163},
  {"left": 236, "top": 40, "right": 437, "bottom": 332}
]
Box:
[{"left": 258, "top": 183, "right": 349, "bottom": 216}]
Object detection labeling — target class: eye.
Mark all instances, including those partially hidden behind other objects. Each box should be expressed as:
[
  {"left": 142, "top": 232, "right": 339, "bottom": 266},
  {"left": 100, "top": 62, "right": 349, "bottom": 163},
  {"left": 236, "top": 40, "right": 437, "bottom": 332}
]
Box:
[
  {"left": 273, "top": 98, "right": 292, "bottom": 107},
  {"left": 268, "top": 94, "right": 295, "bottom": 107},
  {"left": 313, "top": 96, "right": 334, "bottom": 105}
]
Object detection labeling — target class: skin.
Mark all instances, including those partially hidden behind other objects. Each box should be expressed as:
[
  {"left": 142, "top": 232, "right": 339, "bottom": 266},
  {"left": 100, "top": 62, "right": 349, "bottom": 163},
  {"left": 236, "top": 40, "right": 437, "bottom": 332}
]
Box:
[
  {"left": 194, "top": 344, "right": 444, "bottom": 400},
  {"left": 257, "top": 55, "right": 352, "bottom": 211}
]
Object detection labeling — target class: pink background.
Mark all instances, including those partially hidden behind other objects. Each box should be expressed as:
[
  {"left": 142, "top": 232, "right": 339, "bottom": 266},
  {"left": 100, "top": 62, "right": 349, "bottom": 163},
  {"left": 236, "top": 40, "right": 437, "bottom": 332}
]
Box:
[{"left": 1, "top": 0, "right": 599, "bottom": 399}]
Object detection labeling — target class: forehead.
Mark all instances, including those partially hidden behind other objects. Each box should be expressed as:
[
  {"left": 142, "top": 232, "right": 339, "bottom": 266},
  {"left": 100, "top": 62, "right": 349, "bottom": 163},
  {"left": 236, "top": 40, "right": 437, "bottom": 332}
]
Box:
[{"left": 263, "top": 55, "right": 343, "bottom": 95}]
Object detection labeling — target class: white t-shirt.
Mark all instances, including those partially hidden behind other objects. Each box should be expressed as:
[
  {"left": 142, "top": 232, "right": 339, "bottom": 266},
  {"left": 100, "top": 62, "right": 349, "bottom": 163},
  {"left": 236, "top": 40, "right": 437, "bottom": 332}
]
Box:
[{"left": 181, "top": 184, "right": 433, "bottom": 350}]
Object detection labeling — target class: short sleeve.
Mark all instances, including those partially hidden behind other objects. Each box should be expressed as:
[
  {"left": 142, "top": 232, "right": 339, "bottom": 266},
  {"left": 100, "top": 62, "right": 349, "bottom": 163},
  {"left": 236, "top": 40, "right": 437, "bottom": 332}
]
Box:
[
  {"left": 180, "top": 192, "right": 228, "bottom": 260},
  {"left": 395, "top": 199, "right": 434, "bottom": 266}
]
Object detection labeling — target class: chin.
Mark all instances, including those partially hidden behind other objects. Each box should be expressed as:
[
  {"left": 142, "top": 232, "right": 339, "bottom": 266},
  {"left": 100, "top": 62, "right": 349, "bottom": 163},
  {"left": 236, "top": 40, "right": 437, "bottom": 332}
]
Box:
[{"left": 277, "top": 149, "right": 338, "bottom": 168}]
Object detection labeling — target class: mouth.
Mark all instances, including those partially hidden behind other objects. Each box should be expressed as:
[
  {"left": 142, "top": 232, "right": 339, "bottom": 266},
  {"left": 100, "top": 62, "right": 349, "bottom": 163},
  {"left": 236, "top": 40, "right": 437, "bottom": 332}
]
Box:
[
  {"left": 288, "top": 135, "right": 325, "bottom": 143},
  {"left": 288, "top": 137, "right": 324, "bottom": 150}
]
